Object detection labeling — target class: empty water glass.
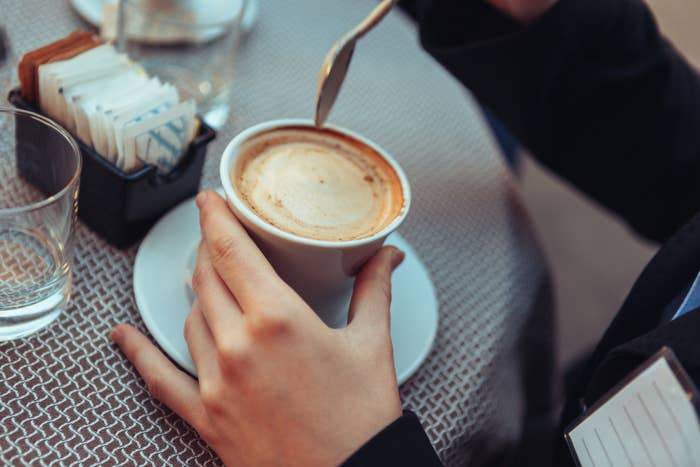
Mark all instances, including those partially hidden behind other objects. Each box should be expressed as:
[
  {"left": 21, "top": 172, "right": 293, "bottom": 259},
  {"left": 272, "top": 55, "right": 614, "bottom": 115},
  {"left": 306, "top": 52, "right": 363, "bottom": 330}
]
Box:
[{"left": 0, "top": 107, "right": 81, "bottom": 340}]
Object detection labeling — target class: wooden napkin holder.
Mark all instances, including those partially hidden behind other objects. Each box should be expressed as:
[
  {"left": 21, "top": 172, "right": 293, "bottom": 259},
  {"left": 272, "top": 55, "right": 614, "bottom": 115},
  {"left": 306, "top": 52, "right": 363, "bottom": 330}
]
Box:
[{"left": 8, "top": 88, "right": 216, "bottom": 248}]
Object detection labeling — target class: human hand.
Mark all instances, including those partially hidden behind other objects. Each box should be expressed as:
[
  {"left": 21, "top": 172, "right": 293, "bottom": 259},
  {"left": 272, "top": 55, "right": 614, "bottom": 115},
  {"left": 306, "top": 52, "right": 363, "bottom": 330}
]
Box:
[
  {"left": 111, "top": 191, "right": 405, "bottom": 466},
  {"left": 488, "top": 0, "right": 558, "bottom": 23}
]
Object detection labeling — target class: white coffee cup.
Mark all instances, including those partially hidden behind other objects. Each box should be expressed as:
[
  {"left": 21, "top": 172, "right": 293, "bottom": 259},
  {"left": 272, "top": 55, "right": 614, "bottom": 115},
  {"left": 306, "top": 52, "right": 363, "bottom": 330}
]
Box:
[{"left": 219, "top": 119, "right": 411, "bottom": 327}]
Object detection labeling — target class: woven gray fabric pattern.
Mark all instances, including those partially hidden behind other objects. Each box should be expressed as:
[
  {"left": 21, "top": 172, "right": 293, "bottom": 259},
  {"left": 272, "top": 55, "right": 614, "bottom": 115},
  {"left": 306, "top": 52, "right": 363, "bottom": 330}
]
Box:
[{"left": 0, "top": 1, "right": 549, "bottom": 465}]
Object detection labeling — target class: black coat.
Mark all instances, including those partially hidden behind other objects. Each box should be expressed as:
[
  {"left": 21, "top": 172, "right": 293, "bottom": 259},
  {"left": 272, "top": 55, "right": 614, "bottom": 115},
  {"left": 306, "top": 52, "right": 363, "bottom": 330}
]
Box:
[{"left": 343, "top": 0, "right": 700, "bottom": 465}]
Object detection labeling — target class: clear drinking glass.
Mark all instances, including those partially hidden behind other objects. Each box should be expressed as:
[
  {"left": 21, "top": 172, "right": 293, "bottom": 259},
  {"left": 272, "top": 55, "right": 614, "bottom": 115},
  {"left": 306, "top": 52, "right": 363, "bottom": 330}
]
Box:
[
  {"left": 0, "top": 107, "right": 81, "bottom": 340},
  {"left": 115, "top": 0, "right": 246, "bottom": 128}
]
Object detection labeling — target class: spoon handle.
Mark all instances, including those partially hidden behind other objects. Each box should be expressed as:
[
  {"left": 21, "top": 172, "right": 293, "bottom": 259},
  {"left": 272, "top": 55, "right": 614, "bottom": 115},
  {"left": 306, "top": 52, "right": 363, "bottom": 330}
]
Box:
[
  {"left": 351, "top": 0, "right": 399, "bottom": 39},
  {"left": 314, "top": 0, "right": 398, "bottom": 127}
]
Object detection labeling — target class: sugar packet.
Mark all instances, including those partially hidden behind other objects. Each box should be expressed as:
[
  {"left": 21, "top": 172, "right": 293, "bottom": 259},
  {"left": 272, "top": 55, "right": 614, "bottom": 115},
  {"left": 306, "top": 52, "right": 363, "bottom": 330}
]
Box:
[{"left": 20, "top": 37, "right": 198, "bottom": 174}]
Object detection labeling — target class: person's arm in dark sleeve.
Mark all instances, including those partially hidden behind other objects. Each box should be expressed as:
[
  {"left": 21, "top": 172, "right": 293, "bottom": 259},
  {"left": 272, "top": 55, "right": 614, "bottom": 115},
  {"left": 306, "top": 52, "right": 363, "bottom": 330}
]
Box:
[
  {"left": 408, "top": 0, "right": 700, "bottom": 243},
  {"left": 341, "top": 411, "right": 443, "bottom": 466}
]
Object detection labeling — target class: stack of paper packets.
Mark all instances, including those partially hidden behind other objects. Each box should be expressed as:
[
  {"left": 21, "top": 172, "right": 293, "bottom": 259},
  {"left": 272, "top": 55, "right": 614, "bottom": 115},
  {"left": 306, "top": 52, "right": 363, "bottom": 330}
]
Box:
[{"left": 19, "top": 33, "right": 197, "bottom": 174}]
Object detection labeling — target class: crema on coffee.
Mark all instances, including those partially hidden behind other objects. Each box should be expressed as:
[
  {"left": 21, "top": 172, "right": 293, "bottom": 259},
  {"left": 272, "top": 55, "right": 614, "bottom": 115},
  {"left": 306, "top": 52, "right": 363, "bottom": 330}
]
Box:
[{"left": 232, "top": 127, "right": 404, "bottom": 241}]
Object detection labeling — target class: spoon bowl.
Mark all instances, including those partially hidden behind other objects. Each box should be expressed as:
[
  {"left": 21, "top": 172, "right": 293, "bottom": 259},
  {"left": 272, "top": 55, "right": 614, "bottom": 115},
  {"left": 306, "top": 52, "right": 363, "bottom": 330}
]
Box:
[{"left": 314, "top": 0, "right": 397, "bottom": 128}]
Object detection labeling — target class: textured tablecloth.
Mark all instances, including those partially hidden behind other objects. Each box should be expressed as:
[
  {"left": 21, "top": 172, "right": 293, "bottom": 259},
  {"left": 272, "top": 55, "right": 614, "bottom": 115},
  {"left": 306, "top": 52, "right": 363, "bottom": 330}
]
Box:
[{"left": 0, "top": 1, "right": 552, "bottom": 465}]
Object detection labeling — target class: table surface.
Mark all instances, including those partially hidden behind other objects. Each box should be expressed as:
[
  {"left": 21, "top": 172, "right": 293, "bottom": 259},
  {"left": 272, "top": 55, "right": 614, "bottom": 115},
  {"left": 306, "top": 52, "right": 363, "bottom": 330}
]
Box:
[{"left": 0, "top": 1, "right": 549, "bottom": 465}]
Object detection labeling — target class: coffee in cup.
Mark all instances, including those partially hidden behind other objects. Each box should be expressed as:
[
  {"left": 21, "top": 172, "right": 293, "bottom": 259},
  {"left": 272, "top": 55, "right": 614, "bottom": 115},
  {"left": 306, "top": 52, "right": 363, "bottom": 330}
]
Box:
[
  {"left": 220, "top": 120, "right": 411, "bottom": 327},
  {"left": 231, "top": 126, "right": 404, "bottom": 242}
]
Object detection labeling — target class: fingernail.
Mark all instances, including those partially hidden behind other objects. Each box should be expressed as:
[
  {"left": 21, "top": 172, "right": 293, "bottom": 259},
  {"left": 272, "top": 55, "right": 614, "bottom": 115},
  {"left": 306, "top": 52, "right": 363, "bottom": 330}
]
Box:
[
  {"left": 391, "top": 248, "right": 405, "bottom": 270},
  {"left": 195, "top": 191, "right": 208, "bottom": 209},
  {"left": 110, "top": 326, "right": 123, "bottom": 344}
]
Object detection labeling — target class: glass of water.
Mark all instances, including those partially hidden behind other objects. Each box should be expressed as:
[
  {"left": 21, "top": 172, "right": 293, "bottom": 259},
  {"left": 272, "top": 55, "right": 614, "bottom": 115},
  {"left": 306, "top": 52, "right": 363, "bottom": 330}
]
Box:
[
  {"left": 0, "top": 107, "right": 81, "bottom": 340},
  {"left": 114, "top": 0, "right": 246, "bottom": 128}
]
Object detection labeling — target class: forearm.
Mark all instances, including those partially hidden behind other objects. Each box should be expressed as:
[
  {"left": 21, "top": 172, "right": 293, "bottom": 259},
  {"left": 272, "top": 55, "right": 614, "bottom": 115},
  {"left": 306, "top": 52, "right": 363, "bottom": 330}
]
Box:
[{"left": 412, "top": 0, "right": 700, "bottom": 242}]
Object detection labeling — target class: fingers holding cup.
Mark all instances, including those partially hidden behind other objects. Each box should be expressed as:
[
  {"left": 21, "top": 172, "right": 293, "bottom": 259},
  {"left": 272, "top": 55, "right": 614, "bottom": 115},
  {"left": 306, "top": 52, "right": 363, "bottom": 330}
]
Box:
[
  {"left": 347, "top": 246, "right": 404, "bottom": 336},
  {"left": 184, "top": 303, "right": 220, "bottom": 381},
  {"left": 192, "top": 240, "right": 244, "bottom": 346},
  {"left": 196, "top": 191, "right": 294, "bottom": 312}
]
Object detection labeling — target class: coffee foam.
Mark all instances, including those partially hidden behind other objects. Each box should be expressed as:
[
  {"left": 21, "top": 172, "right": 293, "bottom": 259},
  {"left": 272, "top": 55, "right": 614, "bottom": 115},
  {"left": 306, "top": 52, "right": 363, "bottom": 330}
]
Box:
[{"left": 232, "top": 127, "right": 404, "bottom": 241}]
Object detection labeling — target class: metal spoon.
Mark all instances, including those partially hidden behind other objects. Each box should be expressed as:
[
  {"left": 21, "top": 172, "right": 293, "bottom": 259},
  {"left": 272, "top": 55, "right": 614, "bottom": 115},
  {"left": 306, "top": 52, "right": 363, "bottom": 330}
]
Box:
[{"left": 314, "top": 0, "right": 398, "bottom": 127}]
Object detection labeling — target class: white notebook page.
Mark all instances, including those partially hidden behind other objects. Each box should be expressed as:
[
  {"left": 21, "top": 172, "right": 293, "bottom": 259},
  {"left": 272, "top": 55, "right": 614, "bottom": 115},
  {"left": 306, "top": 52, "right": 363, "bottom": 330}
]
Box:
[{"left": 567, "top": 356, "right": 700, "bottom": 467}]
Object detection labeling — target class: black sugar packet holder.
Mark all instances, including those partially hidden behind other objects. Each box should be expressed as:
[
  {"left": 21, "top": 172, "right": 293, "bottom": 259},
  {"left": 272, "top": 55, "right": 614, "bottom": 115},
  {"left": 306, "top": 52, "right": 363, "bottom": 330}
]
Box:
[{"left": 9, "top": 88, "right": 217, "bottom": 248}]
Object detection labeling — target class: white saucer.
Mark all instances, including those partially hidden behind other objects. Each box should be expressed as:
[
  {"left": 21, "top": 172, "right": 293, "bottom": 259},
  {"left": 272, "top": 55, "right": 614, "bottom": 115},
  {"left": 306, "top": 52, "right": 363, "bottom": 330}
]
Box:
[
  {"left": 133, "top": 194, "right": 439, "bottom": 385},
  {"left": 70, "top": 0, "right": 259, "bottom": 35}
]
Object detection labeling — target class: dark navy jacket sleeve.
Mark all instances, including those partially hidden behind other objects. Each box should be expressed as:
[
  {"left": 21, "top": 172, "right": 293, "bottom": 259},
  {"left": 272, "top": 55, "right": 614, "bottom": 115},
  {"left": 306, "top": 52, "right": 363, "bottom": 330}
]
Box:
[
  {"left": 407, "top": 0, "right": 700, "bottom": 243},
  {"left": 341, "top": 411, "right": 442, "bottom": 466}
]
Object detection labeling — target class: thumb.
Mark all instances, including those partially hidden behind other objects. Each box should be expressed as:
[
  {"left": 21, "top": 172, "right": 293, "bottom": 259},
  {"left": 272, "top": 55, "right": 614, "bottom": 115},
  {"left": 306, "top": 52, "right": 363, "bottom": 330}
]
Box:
[{"left": 347, "top": 246, "right": 405, "bottom": 334}]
